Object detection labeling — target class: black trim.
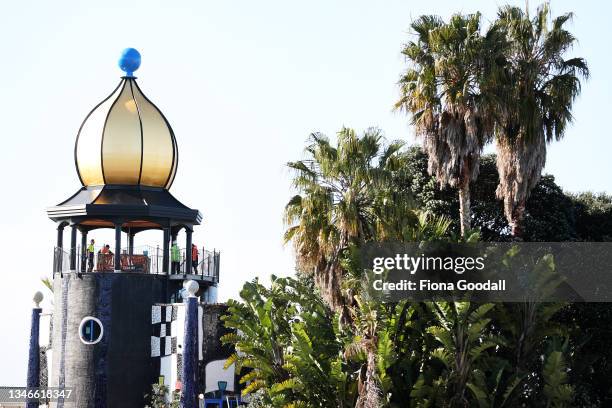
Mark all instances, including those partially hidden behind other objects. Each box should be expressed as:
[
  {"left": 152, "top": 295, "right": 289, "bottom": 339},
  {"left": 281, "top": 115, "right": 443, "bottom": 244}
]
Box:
[
  {"left": 74, "top": 79, "right": 124, "bottom": 187},
  {"left": 55, "top": 185, "right": 102, "bottom": 207},
  {"left": 132, "top": 80, "right": 178, "bottom": 189},
  {"left": 167, "top": 133, "right": 178, "bottom": 189},
  {"left": 129, "top": 79, "right": 145, "bottom": 185},
  {"left": 100, "top": 80, "right": 128, "bottom": 185},
  {"left": 114, "top": 224, "right": 121, "bottom": 270},
  {"left": 47, "top": 185, "right": 202, "bottom": 227}
]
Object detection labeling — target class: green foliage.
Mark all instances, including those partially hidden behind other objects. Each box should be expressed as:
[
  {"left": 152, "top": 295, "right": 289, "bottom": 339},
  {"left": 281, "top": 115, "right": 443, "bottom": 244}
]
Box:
[
  {"left": 41, "top": 277, "right": 54, "bottom": 306},
  {"left": 399, "top": 145, "right": 612, "bottom": 243},
  {"left": 225, "top": 274, "right": 586, "bottom": 407},
  {"left": 144, "top": 383, "right": 180, "bottom": 408},
  {"left": 395, "top": 12, "right": 496, "bottom": 236},
  {"left": 235, "top": 4, "right": 611, "bottom": 406},
  {"left": 41, "top": 277, "right": 53, "bottom": 293},
  {"left": 572, "top": 193, "right": 612, "bottom": 241},
  {"left": 222, "top": 276, "right": 347, "bottom": 407},
  {"left": 554, "top": 303, "right": 612, "bottom": 406},
  {"left": 270, "top": 112, "right": 612, "bottom": 407},
  {"left": 543, "top": 349, "right": 573, "bottom": 408},
  {"left": 283, "top": 127, "right": 455, "bottom": 405},
  {"left": 284, "top": 127, "right": 427, "bottom": 317}
]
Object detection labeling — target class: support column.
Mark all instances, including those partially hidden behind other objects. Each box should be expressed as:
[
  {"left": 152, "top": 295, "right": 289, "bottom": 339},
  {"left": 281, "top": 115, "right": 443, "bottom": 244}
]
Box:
[
  {"left": 128, "top": 232, "right": 134, "bottom": 255},
  {"left": 162, "top": 228, "right": 170, "bottom": 274},
  {"left": 80, "top": 230, "right": 87, "bottom": 273},
  {"left": 69, "top": 224, "right": 77, "bottom": 272},
  {"left": 56, "top": 225, "right": 64, "bottom": 249},
  {"left": 170, "top": 230, "right": 179, "bottom": 274},
  {"left": 26, "top": 293, "right": 43, "bottom": 408},
  {"left": 114, "top": 224, "right": 121, "bottom": 272},
  {"left": 56, "top": 224, "right": 65, "bottom": 274},
  {"left": 181, "top": 281, "right": 199, "bottom": 408},
  {"left": 185, "top": 228, "right": 192, "bottom": 277}
]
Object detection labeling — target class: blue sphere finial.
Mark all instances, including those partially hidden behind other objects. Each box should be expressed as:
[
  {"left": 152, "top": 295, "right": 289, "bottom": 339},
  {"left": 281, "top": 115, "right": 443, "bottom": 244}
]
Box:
[{"left": 118, "top": 48, "right": 141, "bottom": 77}]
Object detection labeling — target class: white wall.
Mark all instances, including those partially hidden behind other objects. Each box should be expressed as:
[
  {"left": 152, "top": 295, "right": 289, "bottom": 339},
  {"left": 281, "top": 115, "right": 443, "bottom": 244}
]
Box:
[{"left": 205, "top": 360, "right": 235, "bottom": 393}]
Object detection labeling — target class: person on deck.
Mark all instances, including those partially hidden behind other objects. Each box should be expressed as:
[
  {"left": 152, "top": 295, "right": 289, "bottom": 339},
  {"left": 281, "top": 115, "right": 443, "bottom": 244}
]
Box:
[
  {"left": 191, "top": 243, "right": 199, "bottom": 274},
  {"left": 87, "top": 239, "right": 95, "bottom": 272},
  {"left": 171, "top": 241, "right": 180, "bottom": 274},
  {"left": 96, "top": 244, "right": 111, "bottom": 272}
]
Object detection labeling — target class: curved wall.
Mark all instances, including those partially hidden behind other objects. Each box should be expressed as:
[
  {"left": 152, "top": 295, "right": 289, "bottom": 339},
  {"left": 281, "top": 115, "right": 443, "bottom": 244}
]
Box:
[{"left": 50, "top": 273, "right": 167, "bottom": 408}]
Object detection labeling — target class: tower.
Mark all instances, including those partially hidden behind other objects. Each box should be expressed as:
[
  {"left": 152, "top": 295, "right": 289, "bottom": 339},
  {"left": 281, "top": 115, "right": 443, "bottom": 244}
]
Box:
[{"left": 46, "top": 49, "right": 222, "bottom": 407}]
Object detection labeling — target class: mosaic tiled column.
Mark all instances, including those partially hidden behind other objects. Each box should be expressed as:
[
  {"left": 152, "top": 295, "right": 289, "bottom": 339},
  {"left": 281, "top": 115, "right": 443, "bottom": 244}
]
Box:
[
  {"left": 181, "top": 281, "right": 199, "bottom": 408},
  {"left": 26, "top": 294, "right": 43, "bottom": 408}
]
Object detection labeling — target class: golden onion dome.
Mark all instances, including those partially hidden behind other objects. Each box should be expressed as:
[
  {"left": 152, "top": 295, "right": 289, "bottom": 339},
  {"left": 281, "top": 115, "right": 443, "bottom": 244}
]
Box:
[{"left": 75, "top": 49, "right": 178, "bottom": 189}]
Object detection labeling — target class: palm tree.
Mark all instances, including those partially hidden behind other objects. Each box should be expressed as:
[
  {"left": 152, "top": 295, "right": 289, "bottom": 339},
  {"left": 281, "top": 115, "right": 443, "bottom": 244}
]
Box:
[
  {"left": 339, "top": 214, "right": 452, "bottom": 408},
  {"left": 284, "top": 127, "right": 458, "bottom": 406},
  {"left": 396, "top": 14, "right": 495, "bottom": 237},
  {"left": 490, "top": 4, "right": 588, "bottom": 238},
  {"left": 284, "top": 127, "right": 407, "bottom": 314},
  {"left": 284, "top": 127, "right": 420, "bottom": 407}
]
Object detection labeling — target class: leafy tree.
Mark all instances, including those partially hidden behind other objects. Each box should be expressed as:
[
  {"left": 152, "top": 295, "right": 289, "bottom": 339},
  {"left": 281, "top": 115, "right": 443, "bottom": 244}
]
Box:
[
  {"left": 555, "top": 303, "right": 612, "bottom": 406},
  {"left": 490, "top": 4, "right": 589, "bottom": 238},
  {"left": 571, "top": 193, "right": 612, "bottom": 241},
  {"left": 396, "top": 145, "right": 612, "bottom": 242}
]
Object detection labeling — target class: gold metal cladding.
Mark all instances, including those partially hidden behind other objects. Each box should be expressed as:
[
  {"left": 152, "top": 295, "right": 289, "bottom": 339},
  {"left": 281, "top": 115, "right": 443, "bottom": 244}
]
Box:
[
  {"left": 75, "top": 81, "right": 123, "bottom": 186},
  {"left": 131, "top": 81, "right": 174, "bottom": 187},
  {"left": 74, "top": 78, "right": 177, "bottom": 188}
]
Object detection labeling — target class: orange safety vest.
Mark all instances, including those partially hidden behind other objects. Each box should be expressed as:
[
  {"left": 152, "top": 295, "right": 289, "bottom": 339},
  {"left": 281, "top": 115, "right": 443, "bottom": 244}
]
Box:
[{"left": 191, "top": 245, "right": 198, "bottom": 259}]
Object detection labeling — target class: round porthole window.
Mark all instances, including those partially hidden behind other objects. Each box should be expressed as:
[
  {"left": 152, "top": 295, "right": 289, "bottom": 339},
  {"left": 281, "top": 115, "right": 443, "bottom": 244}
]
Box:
[{"left": 79, "top": 317, "right": 103, "bottom": 345}]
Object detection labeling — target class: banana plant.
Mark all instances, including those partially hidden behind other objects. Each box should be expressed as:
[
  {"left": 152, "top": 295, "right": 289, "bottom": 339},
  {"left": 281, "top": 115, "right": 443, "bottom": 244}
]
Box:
[
  {"left": 425, "top": 301, "right": 502, "bottom": 406},
  {"left": 542, "top": 337, "right": 574, "bottom": 408},
  {"left": 222, "top": 276, "right": 345, "bottom": 407}
]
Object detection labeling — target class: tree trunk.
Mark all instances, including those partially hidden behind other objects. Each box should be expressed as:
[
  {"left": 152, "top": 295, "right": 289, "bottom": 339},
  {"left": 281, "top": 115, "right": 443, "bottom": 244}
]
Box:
[
  {"left": 458, "top": 184, "right": 471, "bottom": 238},
  {"left": 355, "top": 348, "right": 380, "bottom": 408},
  {"left": 510, "top": 200, "right": 526, "bottom": 240}
]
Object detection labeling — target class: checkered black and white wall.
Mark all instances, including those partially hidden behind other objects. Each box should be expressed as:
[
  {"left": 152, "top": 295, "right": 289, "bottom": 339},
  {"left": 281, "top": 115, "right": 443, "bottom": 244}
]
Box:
[{"left": 151, "top": 305, "right": 177, "bottom": 358}]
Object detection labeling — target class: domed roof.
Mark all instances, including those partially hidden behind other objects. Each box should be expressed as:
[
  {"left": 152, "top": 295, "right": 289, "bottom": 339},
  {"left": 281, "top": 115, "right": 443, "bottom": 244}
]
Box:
[{"left": 75, "top": 52, "right": 178, "bottom": 189}]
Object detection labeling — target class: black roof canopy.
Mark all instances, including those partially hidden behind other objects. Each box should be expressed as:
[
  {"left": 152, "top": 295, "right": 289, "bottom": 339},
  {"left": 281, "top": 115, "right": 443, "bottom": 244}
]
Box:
[{"left": 47, "top": 185, "right": 202, "bottom": 232}]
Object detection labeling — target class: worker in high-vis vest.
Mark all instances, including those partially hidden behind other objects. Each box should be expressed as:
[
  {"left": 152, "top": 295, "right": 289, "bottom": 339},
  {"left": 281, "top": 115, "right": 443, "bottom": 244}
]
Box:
[
  {"left": 87, "top": 239, "right": 95, "bottom": 272},
  {"left": 171, "top": 241, "right": 180, "bottom": 274}
]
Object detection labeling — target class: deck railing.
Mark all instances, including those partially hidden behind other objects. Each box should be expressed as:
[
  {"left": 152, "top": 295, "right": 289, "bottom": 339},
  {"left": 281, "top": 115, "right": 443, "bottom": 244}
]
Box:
[
  {"left": 170, "top": 248, "right": 220, "bottom": 282},
  {"left": 53, "top": 245, "right": 220, "bottom": 282}
]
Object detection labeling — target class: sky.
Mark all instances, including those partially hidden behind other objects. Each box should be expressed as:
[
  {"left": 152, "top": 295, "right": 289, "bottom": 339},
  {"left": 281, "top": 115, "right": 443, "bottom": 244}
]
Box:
[{"left": 0, "top": 0, "right": 610, "bottom": 385}]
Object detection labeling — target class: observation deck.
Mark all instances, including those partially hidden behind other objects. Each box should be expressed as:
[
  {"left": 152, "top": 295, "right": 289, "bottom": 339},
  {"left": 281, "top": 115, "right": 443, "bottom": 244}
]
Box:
[{"left": 53, "top": 244, "right": 220, "bottom": 283}]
